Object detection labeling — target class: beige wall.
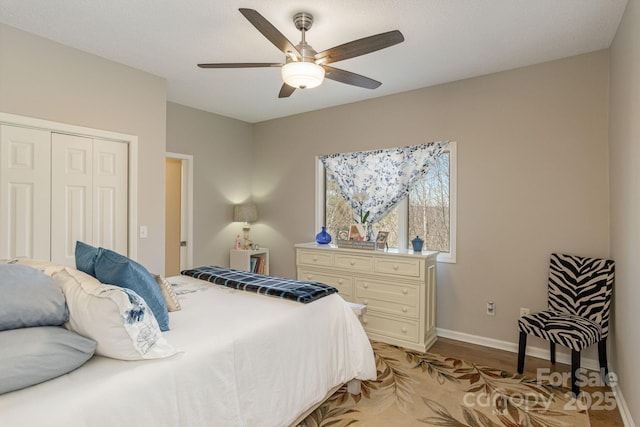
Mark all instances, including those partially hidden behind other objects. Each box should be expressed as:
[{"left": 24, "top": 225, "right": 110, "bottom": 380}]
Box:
[
  {"left": 610, "top": 0, "right": 640, "bottom": 422},
  {"left": 165, "top": 102, "right": 253, "bottom": 268},
  {"left": 0, "top": 23, "right": 167, "bottom": 273},
  {"left": 253, "top": 51, "right": 611, "bottom": 356}
]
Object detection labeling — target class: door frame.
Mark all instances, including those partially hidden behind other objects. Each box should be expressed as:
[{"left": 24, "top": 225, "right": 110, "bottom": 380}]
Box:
[{"left": 166, "top": 152, "right": 194, "bottom": 271}]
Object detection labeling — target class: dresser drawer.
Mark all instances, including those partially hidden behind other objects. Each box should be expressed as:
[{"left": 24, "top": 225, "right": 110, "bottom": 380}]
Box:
[
  {"left": 361, "top": 312, "right": 419, "bottom": 343},
  {"left": 374, "top": 257, "right": 424, "bottom": 278},
  {"left": 298, "top": 268, "right": 352, "bottom": 297},
  {"left": 297, "top": 249, "right": 333, "bottom": 267},
  {"left": 334, "top": 254, "right": 372, "bottom": 273},
  {"left": 355, "top": 278, "right": 418, "bottom": 306},
  {"left": 354, "top": 295, "right": 418, "bottom": 319}
]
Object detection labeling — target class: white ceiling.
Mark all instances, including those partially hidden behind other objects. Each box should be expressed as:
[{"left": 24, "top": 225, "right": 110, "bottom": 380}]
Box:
[{"left": 0, "top": 0, "right": 628, "bottom": 123}]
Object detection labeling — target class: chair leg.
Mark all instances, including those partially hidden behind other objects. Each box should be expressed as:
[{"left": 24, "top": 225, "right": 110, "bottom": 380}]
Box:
[
  {"left": 571, "top": 349, "right": 581, "bottom": 397},
  {"left": 517, "top": 332, "right": 527, "bottom": 374},
  {"left": 598, "top": 338, "right": 608, "bottom": 385},
  {"left": 550, "top": 341, "right": 556, "bottom": 364}
]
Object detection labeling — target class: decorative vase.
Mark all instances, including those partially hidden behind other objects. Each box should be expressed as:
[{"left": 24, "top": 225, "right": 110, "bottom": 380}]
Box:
[
  {"left": 315, "top": 226, "right": 332, "bottom": 245},
  {"left": 411, "top": 236, "right": 424, "bottom": 252}
]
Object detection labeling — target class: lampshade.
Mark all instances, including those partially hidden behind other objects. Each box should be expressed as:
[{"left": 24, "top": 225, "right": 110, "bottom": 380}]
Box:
[
  {"left": 233, "top": 203, "right": 258, "bottom": 223},
  {"left": 281, "top": 61, "right": 325, "bottom": 89}
]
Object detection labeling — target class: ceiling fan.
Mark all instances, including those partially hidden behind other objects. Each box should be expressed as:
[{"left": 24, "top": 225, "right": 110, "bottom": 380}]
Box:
[{"left": 198, "top": 8, "right": 405, "bottom": 98}]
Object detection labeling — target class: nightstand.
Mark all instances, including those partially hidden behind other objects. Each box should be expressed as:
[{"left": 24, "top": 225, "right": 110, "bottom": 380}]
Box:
[{"left": 230, "top": 248, "right": 269, "bottom": 274}]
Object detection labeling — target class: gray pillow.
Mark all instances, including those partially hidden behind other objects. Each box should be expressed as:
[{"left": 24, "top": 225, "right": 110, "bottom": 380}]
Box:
[
  {"left": 0, "top": 326, "right": 96, "bottom": 394},
  {"left": 0, "top": 264, "right": 68, "bottom": 331}
]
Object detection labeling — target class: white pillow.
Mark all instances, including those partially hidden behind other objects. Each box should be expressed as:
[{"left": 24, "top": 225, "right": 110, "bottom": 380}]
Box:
[
  {"left": 52, "top": 267, "right": 176, "bottom": 361},
  {"left": 6, "top": 258, "right": 66, "bottom": 276}
]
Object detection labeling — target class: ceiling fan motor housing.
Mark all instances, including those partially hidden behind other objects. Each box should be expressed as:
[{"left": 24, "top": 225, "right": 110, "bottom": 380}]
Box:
[{"left": 288, "top": 12, "right": 317, "bottom": 63}]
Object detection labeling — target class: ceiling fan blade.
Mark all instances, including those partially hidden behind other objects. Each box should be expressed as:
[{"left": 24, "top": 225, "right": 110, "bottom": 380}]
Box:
[
  {"left": 198, "top": 63, "right": 282, "bottom": 69},
  {"left": 315, "top": 30, "right": 404, "bottom": 65},
  {"left": 239, "top": 8, "right": 301, "bottom": 59},
  {"left": 323, "top": 66, "right": 381, "bottom": 89},
  {"left": 278, "top": 83, "right": 296, "bottom": 98}
]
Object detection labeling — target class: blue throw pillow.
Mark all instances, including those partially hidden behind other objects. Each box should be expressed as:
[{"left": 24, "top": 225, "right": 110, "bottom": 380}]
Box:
[
  {"left": 0, "top": 265, "right": 68, "bottom": 331},
  {"left": 94, "top": 249, "right": 170, "bottom": 331},
  {"left": 75, "top": 241, "right": 100, "bottom": 276}
]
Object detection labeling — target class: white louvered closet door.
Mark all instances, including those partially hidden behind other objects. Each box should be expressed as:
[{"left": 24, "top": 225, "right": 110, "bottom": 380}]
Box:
[
  {"left": 0, "top": 125, "right": 52, "bottom": 260},
  {"left": 51, "top": 133, "right": 128, "bottom": 266}
]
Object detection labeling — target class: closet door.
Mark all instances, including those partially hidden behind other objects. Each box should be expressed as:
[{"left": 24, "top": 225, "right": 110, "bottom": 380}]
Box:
[
  {"left": 51, "top": 133, "right": 93, "bottom": 266},
  {"left": 50, "top": 133, "right": 128, "bottom": 266},
  {"left": 0, "top": 125, "right": 51, "bottom": 260},
  {"left": 93, "top": 139, "right": 128, "bottom": 254}
]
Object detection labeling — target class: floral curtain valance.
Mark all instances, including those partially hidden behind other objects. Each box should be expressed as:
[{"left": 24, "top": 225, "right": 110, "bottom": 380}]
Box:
[{"left": 319, "top": 141, "right": 449, "bottom": 224}]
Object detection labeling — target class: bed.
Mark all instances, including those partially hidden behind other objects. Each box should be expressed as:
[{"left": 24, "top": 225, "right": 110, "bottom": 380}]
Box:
[{"left": 0, "top": 259, "right": 376, "bottom": 427}]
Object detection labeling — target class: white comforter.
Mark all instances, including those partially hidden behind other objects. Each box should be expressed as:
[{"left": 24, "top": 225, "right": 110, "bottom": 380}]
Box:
[{"left": 0, "top": 276, "right": 376, "bottom": 427}]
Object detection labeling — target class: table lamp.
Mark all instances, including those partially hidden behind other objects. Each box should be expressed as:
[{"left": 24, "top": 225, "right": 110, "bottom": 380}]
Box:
[{"left": 233, "top": 203, "right": 258, "bottom": 250}]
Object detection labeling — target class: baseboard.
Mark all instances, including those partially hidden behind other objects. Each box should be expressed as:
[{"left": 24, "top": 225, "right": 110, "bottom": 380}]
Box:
[
  {"left": 612, "top": 382, "right": 637, "bottom": 427},
  {"left": 435, "top": 328, "right": 600, "bottom": 370},
  {"left": 436, "top": 328, "right": 636, "bottom": 426}
]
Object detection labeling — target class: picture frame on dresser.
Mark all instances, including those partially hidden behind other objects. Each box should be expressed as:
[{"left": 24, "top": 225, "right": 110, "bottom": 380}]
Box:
[
  {"left": 375, "top": 231, "right": 388, "bottom": 249},
  {"left": 337, "top": 229, "right": 349, "bottom": 241},
  {"left": 348, "top": 224, "right": 365, "bottom": 241}
]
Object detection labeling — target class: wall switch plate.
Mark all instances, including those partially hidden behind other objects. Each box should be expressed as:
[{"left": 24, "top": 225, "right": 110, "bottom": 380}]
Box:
[
  {"left": 139, "top": 225, "right": 148, "bottom": 238},
  {"left": 520, "top": 307, "right": 530, "bottom": 317},
  {"left": 486, "top": 301, "right": 495, "bottom": 316}
]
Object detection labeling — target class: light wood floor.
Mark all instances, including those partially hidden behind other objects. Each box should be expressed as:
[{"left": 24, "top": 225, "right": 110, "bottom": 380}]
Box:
[{"left": 429, "top": 337, "right": 624, "bottom": 427}]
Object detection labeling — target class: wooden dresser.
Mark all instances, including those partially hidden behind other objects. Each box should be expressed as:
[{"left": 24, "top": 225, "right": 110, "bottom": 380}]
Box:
[{"left": 295, "top": 242, "right": 438, "bottom": 352}]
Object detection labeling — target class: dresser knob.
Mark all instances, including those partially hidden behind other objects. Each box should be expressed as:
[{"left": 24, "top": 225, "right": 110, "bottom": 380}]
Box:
[
  {"left": 349, "top": 260, "right": 356, "bottom": 266},
  {"left": 306, "top": 275, "right": 312, "bottom": 280},
  {"left": 363, "top": 283, "right": 369, "bottom": 289},
  {"left": 313, "top": 256, "right": 318, "bottom": 261},
  {"left": 364, "top": 299, "right": 369, "bottom": 305},
  {"left": 401, "top": 327, "right": 407, "bottom": 333},
  {"left": 393, "top": 264, "right": 399, "bottom": 270},
  {"left": 402, "top": 307, "right": 408, "bottom": 313},
  {"left": 362, "top": 318, "right": 368, "bottom": 325},
  {"left": 338, "top": 279, "right": 343, "bottom": 284},
  {"left": 402, "top": 288, "right": 408, "bottom": 295}
]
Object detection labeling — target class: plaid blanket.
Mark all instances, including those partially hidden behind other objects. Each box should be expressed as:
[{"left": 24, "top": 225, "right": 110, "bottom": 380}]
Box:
[{"left": 180, "top": 266, "right": 338, "bottom": 303}]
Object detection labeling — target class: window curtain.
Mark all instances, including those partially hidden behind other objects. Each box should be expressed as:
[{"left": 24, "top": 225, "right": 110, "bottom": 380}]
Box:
[{"left": 319, "top": 141, "right": 449, "bottom": 224}]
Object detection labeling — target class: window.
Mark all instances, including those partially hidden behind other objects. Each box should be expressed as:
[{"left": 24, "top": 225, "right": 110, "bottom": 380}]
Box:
[{"left": 316, "top": 142, "right": 456, "bottom": 263}]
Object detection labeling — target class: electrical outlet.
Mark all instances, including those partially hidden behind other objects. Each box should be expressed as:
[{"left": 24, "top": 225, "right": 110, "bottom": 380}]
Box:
[
  {"left": 520, "top": 307, "right": 530, "bottom": 317},
  {"left": 486, "top": 301, "right": 495, "bottom": 316}
]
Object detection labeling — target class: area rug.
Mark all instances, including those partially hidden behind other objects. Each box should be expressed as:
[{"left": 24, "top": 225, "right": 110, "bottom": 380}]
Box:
[{"left": 301, "top": 341, "right": 590, "bottom": 427}]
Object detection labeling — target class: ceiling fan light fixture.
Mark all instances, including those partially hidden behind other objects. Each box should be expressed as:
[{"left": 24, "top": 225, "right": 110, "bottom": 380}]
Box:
[{"left": 281, "top": 61, "right": 325, "bottom": 89}]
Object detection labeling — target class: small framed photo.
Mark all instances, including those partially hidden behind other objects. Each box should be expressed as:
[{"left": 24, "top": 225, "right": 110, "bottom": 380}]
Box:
[
  {"left": 375, "top": 231, "right": 389, "bottom": 249},
  {"left": 337, "top": 229, "right": 349, "bottom": 241},
  {"left": 349, "top": 224, "right": 365, "bottom": 241}
]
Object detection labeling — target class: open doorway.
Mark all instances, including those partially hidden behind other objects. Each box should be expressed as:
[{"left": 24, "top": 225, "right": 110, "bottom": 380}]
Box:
[{"left": 165, "top": 152, "right": 193, "bottom": 276}]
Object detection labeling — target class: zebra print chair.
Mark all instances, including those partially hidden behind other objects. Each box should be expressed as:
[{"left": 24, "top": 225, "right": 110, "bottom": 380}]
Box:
[{"left": 517, "top": 253, "right": 614, "bottom": 397}]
